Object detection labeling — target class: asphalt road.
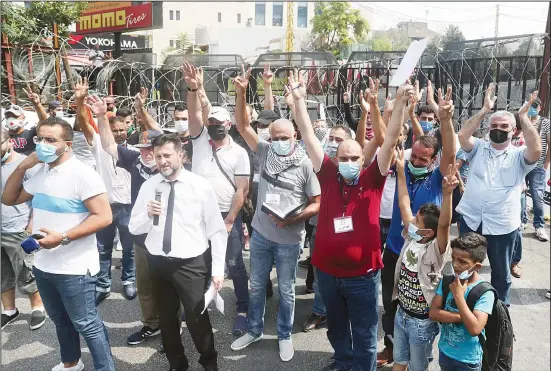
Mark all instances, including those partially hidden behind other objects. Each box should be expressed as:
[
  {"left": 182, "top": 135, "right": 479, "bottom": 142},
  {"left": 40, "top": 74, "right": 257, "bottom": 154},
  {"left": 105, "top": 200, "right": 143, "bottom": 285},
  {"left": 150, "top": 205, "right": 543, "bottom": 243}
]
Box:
[{"left": 2, "top": 223, "right": 549, "bottom": 371}]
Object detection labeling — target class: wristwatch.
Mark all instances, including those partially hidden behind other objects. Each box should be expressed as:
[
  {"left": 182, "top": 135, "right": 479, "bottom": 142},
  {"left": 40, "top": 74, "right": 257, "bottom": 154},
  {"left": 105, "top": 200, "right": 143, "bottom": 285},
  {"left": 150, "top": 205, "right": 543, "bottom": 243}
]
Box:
[
  {"left": 187, "top": 87, "right": 198, "bottom": 92},
  {"left": 60, "top": 233, "right": 71, "bottom": 246}
]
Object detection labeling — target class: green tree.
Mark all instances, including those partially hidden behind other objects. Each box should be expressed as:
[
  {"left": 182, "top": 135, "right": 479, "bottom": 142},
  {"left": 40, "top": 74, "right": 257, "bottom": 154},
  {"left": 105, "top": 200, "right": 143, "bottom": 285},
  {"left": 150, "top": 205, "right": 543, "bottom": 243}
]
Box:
[
  {"left": 441, "top": 25, "right": 466, "bottom": 51},
  {"left": 310, "top": 2, "right": 370, "bottom": 56},
  {"left": 369, "top": 36, "right": 392, "bottom": 51},
  {"left": 161, "top": 32, "right": 207, "bottom": 63},
  {"left": 1, "top": 2, "right": 88, "bottom": 45}
]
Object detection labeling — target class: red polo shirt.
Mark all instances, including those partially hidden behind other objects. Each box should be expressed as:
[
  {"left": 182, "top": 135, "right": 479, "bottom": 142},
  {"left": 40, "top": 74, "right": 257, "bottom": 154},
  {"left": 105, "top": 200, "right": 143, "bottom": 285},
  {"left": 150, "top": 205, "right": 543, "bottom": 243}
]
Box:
[{"left": 312, "top": 155, "right": 386, "bottom": 277}]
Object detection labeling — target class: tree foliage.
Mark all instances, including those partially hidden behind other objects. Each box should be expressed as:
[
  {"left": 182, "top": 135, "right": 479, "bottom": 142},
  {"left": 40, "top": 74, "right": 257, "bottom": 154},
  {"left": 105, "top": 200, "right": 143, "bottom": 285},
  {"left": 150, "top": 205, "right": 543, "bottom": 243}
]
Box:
[
  {"left": 1, "top": 2, "right": 88, "bottom": 45},
  {"left": 369, "top": 36, "right": 392, "bottom": 52},
  {"left": 161, "top": 33, "right": 207, "bottom": 63},
  {"left": 310, "top": 2, "right": 370, "bottom": 56},
  {"left": 426, "top": 25, "right": 466, "bottom": 55}
]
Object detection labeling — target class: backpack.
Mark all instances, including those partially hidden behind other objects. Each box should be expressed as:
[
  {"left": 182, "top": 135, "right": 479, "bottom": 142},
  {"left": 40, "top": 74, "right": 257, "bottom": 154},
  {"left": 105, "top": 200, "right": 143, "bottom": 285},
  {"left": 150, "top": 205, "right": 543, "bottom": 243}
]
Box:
[{"left": 441, "top": 275, "right": 514, "bottom": 371}]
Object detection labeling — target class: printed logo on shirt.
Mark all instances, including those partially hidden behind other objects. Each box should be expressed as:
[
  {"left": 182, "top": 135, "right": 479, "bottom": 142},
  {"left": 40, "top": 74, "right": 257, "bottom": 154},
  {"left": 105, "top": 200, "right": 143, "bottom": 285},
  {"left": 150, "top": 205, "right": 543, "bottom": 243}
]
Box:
[{"left": 9, "top": 137, "right": 28, "bottom": 149}]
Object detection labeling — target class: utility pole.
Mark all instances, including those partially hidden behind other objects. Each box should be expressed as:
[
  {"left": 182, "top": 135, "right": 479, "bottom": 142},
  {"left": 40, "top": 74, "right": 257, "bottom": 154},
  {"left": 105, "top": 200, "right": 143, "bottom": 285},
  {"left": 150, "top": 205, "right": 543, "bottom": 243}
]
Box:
[{"left": 494, "top": 4, "right": 500, "bottom": 39}]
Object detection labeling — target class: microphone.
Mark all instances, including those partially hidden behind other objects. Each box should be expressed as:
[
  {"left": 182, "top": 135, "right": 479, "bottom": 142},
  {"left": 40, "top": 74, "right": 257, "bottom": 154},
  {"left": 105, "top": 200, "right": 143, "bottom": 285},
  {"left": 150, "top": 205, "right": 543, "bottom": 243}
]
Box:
[{"left": 153, "top": 188, "right": 162, "bottom": 226}]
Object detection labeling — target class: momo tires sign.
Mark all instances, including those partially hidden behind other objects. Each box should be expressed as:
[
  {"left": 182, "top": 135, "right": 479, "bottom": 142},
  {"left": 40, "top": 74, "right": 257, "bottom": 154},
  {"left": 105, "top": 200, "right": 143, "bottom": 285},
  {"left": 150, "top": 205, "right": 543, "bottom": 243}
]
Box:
[{"left": 76, "top": 2, "right": 161, "bottom": 34}]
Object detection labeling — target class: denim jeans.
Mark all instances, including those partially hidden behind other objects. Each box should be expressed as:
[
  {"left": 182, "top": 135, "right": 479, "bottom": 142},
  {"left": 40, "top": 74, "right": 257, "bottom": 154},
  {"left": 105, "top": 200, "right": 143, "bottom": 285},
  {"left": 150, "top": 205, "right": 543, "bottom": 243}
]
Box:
[
  {"left": 381, "top": 249, "right": 400, "bottom": 349},
  {"left": 247, "top": 231, "right": 300, "bottom": 340},
  {"left": 34, "top": 268, "right": 115, "bottom": 371},
  {"left": 393, "top": 307, "right": 439, "bottom": 371},
  {"left": 222, "top": 212, "right": 249, "bottom": 313},
  {"left": 318, "top": 269, "right": 380, "bottom": 371},
  {"left": 525, "top": 167, "right": 547, "bottom": 229},
  {"left": 310, "top": 227, "right": 326, "bottom": 317},
  {"left": 520, "top": 190, "right": 527, "bottom": 225},
  {"left": 439, "top": 351, "right": 482, "bottom": 371},
  {"left": 459, "top": 216, "right": 516, "bottom": 305},
  {"left": 96, "top": 203, "right": 135, "bottom": 291}
]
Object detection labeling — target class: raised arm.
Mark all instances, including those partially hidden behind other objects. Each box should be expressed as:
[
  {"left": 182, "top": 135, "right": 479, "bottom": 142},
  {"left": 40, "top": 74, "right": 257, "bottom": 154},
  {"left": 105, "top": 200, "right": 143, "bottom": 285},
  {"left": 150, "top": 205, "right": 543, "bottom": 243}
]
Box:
[
  {"left": 355, "top": 95, "right": 369, "bottom": 148},
  {"left": 438, "top": 164, "right": 459, "bottom": 254},
  {"left": 234, "top": 66, "right": 260, "bottom": 153},
  {"left": 86, "top": 95, "right": 118, "bottom": 160},
  {"left": 378, "top": 84, "right": 414, "bottom": 175},
  {"left": 1, "top": 153, "right": 40, "bottom": 206},
  {"left": 459, "top": 84, "right": 496, "bottom": 152},
  {"left": 382, "top": 94, "right": 394, "bottom": 126},
  {"left": 287, "top": 70, "right": 324, "bottom": 172},
  {"left": 182, "top": 62, "right": 204, "bottom": 138},
  {"left": 134, "top": 87, "right": 162, "bottom": 132},
  {"left": 409, "top": 81, "right": 424, "bottom": 138},
  {"left": 518, "top": 91, "right": 543, "bottom": 164},
  {"left": 438, "top": 87, "right": 457, "bottom": 176},
  {"left": 262, "top": 64, "right": 275, "bottom": 111},
  {"left": 426, "top": 80, "right": 440, "bottom": 121},
  {"left": 195, "top": 66, "right": 212, "bottom": 124},
  {"left": 23, "top": 84, "right": 48, "bottom": 121},
  {"left": 343, "top": 85, "right": 358, "bottom": 131},
  {"left": 74, "top": 77, "right": 95, "bottom": 146},
  {"left": 395, "top": 148, "right": 414, "bottom": 225},
  {"left": 362, "top": 79, "right": 386, "bottom": 164}
]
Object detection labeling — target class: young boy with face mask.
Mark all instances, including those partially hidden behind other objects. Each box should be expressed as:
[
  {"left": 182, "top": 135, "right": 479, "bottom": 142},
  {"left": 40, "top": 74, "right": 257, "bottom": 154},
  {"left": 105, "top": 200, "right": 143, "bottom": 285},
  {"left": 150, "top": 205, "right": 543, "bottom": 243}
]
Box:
[
  {"left": 429, "top": 233, "right": 494, "bottom": 371},
  {"left": 390, "top": 149, "right": 457, "bottom": 371}
]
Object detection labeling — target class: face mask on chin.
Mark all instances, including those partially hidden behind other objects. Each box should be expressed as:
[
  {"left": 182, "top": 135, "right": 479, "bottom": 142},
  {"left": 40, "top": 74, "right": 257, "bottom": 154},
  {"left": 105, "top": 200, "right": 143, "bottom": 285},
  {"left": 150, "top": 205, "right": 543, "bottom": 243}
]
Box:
[{"left": 407, "top": 161, "right": 429, "bottom": 178}]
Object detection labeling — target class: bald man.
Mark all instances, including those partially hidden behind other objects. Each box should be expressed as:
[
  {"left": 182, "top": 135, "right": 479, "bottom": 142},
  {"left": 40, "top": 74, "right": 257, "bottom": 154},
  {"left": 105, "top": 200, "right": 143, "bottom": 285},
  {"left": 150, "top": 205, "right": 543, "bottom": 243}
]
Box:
[
  {"left": 231, "top": 70, "right": 321, "bottom": 362},
  {"left": 291, "top": 71, "right": 415, "bottom": 371}
]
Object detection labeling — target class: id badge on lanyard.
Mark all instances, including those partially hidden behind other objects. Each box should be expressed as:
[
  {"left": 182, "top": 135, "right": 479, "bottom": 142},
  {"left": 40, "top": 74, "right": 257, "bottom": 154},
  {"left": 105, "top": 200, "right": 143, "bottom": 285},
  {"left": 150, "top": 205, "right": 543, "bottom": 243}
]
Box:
[{"left": 334, "top": 178, "right": 358, "bottom": 234}]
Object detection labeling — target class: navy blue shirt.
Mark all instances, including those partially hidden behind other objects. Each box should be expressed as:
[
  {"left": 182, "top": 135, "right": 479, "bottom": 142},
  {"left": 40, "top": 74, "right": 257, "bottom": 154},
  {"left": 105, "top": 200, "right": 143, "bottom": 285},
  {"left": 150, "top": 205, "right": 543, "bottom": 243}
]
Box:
[{"left": 385, "top": 163, "right": 444, "bottom": 255}]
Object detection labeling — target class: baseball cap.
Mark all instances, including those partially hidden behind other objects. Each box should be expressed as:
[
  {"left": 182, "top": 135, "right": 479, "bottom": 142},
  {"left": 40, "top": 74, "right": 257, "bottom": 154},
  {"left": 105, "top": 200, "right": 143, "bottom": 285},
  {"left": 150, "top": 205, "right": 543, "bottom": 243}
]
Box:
[
  {"left": 134, "top": 130, "right": 162, "bottom": 148},
  {"left": 48, "top": 100, "right": 62, "bottom": 110},
  {"left": 5, "top": 105, "right": 25, "bottom": 118},
  {"left": 207, "top": 106, "right": 232, "bottom": 123},
  {"left": 253, "top": 110, "right": 279, "bottom": 126}
]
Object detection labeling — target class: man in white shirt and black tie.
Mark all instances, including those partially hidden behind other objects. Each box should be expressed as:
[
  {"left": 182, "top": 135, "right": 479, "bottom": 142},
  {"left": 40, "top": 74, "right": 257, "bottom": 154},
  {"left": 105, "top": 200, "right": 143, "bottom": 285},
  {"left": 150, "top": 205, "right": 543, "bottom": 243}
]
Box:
[{"left": 129, "top": 134, "right": 227, "bottom": 371}]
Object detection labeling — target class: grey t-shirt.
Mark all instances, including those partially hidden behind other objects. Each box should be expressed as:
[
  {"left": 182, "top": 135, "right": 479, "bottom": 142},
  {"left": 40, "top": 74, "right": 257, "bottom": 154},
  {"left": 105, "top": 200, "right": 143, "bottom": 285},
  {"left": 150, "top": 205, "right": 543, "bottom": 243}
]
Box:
[
  {"left": 1, "top": 153, "right": 38, "bottom": 233},
  {"left": 252, "top": 141, "right": 321, "bottom": 245}
]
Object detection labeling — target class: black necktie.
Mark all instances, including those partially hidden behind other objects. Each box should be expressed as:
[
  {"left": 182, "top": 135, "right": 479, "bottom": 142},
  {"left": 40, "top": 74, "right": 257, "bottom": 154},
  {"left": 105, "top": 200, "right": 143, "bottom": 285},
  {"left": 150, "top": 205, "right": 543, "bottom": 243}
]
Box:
[{"left": 162, "top": 181, "right": 176, "bottom": 254}]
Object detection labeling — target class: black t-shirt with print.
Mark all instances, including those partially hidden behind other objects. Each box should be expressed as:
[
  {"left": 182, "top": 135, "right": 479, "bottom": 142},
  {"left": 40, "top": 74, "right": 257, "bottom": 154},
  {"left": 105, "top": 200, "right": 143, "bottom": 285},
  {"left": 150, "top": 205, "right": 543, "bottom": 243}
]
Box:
[{"left": 9, "top": 127, "right": 36, "bottom": 155}]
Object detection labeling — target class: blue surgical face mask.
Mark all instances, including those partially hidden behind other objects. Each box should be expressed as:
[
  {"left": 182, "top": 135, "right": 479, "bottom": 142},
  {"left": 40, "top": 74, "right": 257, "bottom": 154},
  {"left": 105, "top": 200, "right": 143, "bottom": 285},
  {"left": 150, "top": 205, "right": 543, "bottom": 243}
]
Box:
[
  {"left": 420, "top": 121, "right": 433, "bottom": 133},
  {"left": 407, "top": 222, "right": 424, "bottom": 242},
  {"left": 1, "top": 150, "right": 10, "bottom": 162},
  {"left": 35, "top": 143, "right": 60, "bottom": 164},
  {"left": 272, "top": 140, "right": 292, "bottom": 156},
  {"left": 458, "top": 267, "right": 475, "bottom": 280},
  {"left": 407, "top": 161, "right": 429, "bottom": 177},
  {"left": 528, "top": 107, "right": 538, "bottom": 118},
  {"left": 338, "top": 161, "right": 361, "bottom": 180},
  {"left": 324, "top": 140, "right": 338, "bottom": 158}
]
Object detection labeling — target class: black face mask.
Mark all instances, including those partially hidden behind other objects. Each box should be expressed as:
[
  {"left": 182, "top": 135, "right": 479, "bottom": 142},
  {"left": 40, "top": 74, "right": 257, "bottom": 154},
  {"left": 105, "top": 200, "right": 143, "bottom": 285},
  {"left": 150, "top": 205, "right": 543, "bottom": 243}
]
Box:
[
  {"left": 489, "top": 129, "right": 511, "bottom": 144},
  {"left": 207, "top": 124, "right": 227, "bottom": 141}
]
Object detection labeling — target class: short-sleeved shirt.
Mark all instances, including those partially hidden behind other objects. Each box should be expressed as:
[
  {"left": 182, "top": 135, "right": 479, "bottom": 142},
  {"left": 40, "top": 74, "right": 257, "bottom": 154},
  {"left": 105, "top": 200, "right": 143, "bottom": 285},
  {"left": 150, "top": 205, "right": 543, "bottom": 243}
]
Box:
[
  {"left": 191, "top": 127, "right": 250, "bottom": 212},
  {"left": 398, "top": 241, "right": 429, "bottom": 317},
  {"left": 9, "top": 127, "right": 36, "bottom": 155},
  {"left": 252, "top": 140, "right": 321, "bottom": 245},
  {"left": 72, "top": 131, "right": 96, "bottom": 168},
  {"left": 536, "top": 118, "right": 550, "bottom": 169},
  {"left": 23, "top": 156, "right": 107, "bottom": 275},
  {"left": 386, "top": 152, "right": 444, "bottom": 255},
  {"left": 1, "top": 154, "right": 39, "bottom": 233},
  {"left": 311, "top": 155, "right": 386, "bottom": 278},
  {"left": 456, "top": 138, "right": 536, "bottom": 235},
  {"left": 456, "top": 148, "right": 470, "bottom": 184},
  {"left": 116, "top": 145, "right": 158, "bottom": 206},
  {"left": 436, "top": 279, "right": 495, "bottom": 364}
]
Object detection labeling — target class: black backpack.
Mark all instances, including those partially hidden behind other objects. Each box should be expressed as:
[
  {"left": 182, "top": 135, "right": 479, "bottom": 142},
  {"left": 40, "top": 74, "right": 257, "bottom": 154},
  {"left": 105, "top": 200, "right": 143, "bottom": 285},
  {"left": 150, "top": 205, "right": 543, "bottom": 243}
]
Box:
[{"left": 441, "top": 275, "right": 514, "bottom": 371}]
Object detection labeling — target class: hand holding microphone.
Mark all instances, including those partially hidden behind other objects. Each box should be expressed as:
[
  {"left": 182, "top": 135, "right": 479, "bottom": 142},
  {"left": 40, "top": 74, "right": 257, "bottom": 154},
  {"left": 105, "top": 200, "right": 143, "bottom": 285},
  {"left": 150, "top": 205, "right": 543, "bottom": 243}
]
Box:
[{"left": 149, "top": 188, "right": 163, "bottom": 225}]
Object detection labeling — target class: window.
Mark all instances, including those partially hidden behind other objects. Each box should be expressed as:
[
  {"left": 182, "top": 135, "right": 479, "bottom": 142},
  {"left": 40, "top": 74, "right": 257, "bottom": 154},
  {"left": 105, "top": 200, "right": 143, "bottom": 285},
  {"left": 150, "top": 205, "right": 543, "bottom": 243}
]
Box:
[
  {"left": 169, "top": 10, "right": 174, "bottom": 21},
  {"left": 237, "top": 13, "right": 241, "bottom": 23},
  {"left": 255, "top": 2, "right": 265, "bottom": 26},
  {"left": 273, "top": 2, "right": 283, "bottom": 26},
  {"left": 297, "top": 2, "right": 308, "bottom": 28},
  {"left": 170, "top": 40, "right": 175, "bottom": 48},
  {"left": 218, "top": 12, "right": 222, "bottom": 23},
  {"left": 176, "top": 10, "right": 180, "bottom": 21}
]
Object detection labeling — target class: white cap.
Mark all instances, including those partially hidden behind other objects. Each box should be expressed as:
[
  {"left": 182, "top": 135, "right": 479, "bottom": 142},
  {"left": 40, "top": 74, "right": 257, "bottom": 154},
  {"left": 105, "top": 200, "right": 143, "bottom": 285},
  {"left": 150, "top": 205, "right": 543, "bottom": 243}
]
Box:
[
  {"left": 5, "top": 105, "right": 25, "bottom": 118},
  {"left": 207, "top": 106, "right": 231, "bottom": 123}
]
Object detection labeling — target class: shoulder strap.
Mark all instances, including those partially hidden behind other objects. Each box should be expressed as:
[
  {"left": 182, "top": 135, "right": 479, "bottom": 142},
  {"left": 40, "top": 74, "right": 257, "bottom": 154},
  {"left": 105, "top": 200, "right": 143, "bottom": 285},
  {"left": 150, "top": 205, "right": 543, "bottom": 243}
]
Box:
[
  {"left": 261, "top": 170, "right": 296, "bottom": 191},
  {"left": 211, "top": 144, "right": 237, "bottom": 191},
  {"left": 466, "top": 281, "right": 495, "bottom": 311},
  {"left": 441, "top": 274, "right": 455, "bottom": 304}
]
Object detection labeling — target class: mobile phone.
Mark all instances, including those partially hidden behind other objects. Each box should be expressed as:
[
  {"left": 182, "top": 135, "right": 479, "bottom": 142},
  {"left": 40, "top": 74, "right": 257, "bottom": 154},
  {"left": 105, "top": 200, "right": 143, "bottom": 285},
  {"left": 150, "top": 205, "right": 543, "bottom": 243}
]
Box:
[{"left": 31, "top": 234, "right": 45, "bottom": 240}]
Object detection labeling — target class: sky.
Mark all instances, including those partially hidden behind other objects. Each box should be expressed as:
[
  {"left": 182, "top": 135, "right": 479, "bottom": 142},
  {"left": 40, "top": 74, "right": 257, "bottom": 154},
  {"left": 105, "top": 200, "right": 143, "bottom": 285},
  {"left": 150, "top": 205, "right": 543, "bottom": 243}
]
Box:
[{"left": 357, "top": 2, "right": 549, "bottom": 40}]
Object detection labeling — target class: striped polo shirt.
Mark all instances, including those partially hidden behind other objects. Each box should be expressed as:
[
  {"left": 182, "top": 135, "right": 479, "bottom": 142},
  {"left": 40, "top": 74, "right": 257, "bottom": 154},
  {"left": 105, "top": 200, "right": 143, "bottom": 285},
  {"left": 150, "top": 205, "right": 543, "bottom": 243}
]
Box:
[{"left": 23, "top": 156, "right": 107, "bottom": 275}]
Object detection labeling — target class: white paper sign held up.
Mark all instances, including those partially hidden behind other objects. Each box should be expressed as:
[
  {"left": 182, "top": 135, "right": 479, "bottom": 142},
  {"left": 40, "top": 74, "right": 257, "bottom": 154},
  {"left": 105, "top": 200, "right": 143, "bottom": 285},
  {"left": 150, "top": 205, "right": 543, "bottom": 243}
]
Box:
[{"left": 389, "top": 38, "right": 430, "bottom": 87}]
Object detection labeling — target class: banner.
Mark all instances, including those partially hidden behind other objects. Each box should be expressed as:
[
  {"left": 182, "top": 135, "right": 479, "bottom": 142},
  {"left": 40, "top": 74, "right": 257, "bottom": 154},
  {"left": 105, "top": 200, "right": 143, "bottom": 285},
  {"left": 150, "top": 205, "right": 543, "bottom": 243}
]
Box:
[
  {"left": 68, "top": 33, "right": 147, "bottom": 50},
  {"left": 76, "top": 2, "right": 153, "bottom": 34},
  {"left": 81, "top": 2, "right": 132, "bottom": 14}
]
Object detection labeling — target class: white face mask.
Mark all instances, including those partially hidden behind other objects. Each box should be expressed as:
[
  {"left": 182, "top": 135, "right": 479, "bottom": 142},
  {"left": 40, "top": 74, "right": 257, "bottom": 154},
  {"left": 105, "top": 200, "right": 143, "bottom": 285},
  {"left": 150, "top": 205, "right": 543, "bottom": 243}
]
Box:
[
  {"left": 257, "top": 127, "right": 271, "bottom": 141},
  {"left": 5, "top": 118, "right": 23, "bottom": 130},
  {"left": 55, "top": 111, "right": 64, "bottom": 118},
  {"left": 174, "top": 119, "right": 188, "bottom": 133},
  {"left": 324, "top": 140, "right": 338, "bottom": 158}
]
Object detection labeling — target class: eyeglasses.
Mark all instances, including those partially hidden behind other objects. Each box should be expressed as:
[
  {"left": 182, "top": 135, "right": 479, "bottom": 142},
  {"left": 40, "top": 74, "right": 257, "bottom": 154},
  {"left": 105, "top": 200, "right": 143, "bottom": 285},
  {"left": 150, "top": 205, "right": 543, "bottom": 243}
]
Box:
[{"left": 33, "top": 136, "right": 61, "bottom": 144}]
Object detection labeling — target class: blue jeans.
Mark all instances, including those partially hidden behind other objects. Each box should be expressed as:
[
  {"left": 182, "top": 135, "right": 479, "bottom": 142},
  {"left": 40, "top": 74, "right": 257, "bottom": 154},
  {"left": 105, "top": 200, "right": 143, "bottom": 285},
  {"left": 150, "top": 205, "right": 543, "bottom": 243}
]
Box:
[
  {"left": 310, "top": 227, "right": 326, "bottom": 317},
  {"left": 34, "top": 268, "right": 114, "bottom": 371},
  {"left": 248, "top": 231, "right": 300, "bottom": 340},
  {"left": 318, "top": 269, "right": 380, "bottom": 371},
  {"left": 222, "top": 212, "right": 249, "bottom": 313},
  {"left": 439, "top": 351, "right": 482, "bottom": 371},
  {"left": 525, "top": 167, "right": 547, "bottom": 228},
  {"left": 96, "top": 203, "right": 135, "bottom": 291},
  {"left": 393, "top": 307, "right": 439, "bottom": 371},
  {"left": 520, "top": 190, "right": 528, "bottom": 225},
  {"left": 459, "top": 216, "right": 516, "bottom": 306}
]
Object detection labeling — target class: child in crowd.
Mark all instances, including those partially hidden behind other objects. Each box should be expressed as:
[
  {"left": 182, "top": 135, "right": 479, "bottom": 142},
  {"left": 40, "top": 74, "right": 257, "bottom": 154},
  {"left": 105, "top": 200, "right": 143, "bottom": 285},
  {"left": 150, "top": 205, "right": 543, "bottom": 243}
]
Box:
[{"left": 429, "top": 232, "right": 495, "bottom": 371}]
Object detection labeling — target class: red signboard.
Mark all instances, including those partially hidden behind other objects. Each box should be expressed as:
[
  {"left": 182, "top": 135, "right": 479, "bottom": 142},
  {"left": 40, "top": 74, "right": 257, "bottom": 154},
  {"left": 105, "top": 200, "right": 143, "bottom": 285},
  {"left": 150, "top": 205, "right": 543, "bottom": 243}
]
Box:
[{"left": 76, "top": 2, "right": 153, "bottom": 34}]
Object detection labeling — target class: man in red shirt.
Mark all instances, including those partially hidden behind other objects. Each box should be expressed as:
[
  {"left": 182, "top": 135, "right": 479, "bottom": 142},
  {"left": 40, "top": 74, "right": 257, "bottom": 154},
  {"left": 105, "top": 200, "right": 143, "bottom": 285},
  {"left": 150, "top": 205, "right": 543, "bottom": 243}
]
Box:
[{"left": 288, "top": 71, "right": 415, "bottom": 371}]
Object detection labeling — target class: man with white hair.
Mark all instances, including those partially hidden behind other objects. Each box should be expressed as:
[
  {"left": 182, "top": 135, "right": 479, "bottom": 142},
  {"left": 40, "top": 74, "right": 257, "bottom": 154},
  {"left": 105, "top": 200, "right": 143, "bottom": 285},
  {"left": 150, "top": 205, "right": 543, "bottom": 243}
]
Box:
[{"left": 457, "top": 86, "right": 542, "bottom": 306}]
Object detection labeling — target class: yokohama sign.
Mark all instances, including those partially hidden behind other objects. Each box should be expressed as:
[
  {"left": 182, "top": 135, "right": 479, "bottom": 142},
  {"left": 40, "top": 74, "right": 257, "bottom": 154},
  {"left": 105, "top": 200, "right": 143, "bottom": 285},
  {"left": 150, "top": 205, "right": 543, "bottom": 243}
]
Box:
[{"left": 76, "top": 2, "right": 153, "bottom": 34}]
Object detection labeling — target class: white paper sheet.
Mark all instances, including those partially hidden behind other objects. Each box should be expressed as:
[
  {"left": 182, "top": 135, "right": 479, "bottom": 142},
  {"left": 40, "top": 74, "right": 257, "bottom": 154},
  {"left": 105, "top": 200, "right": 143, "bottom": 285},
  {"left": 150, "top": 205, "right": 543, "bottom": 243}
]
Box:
[
  {"left": 389, "top": 38, "right": 430, "bottom": 87},
  {"left": 202, "top": 284, "right": 225, "bottom": 315}
]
